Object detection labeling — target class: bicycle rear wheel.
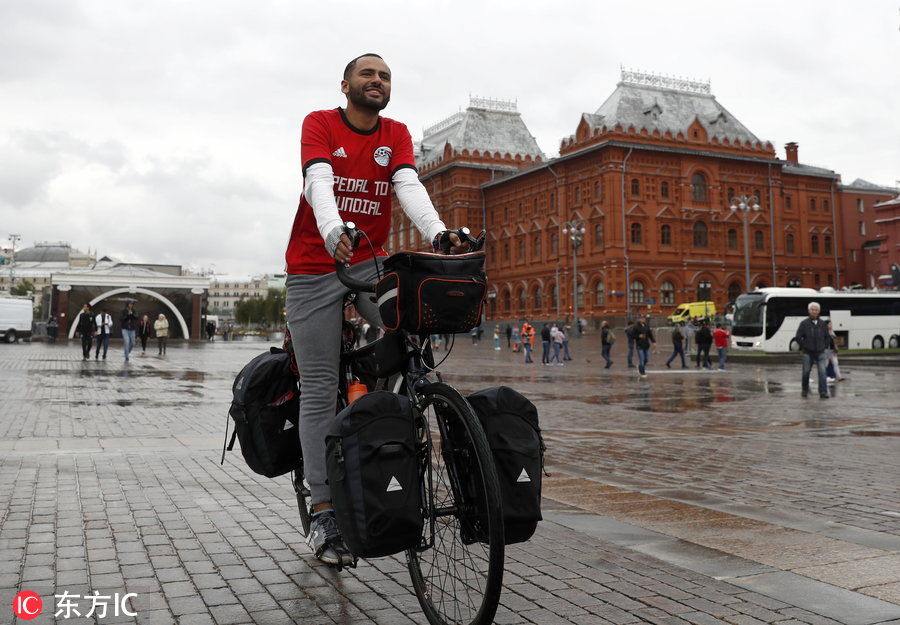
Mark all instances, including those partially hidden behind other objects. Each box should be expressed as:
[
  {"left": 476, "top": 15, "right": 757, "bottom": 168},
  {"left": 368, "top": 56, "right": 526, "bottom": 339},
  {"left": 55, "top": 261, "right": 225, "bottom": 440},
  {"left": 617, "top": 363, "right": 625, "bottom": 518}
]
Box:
[{"left": 407, "top": 382, "right": 504, "bottom": 625}]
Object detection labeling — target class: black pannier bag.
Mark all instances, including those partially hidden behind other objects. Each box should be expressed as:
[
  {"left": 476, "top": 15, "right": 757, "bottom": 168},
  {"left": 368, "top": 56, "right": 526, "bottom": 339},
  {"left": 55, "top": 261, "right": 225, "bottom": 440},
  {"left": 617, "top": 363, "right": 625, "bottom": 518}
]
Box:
[
  {"left": 375, "top": 251, "right": 487, "bottom": 334},
  {"left": 325, "top": 391, "right": 423, "bottom": 558},
  {"left": 222, "top": 347, "right": 301, "bottom": 478},
  {"left": 466, "top": 386, "right": 544, "bottom": 544}
]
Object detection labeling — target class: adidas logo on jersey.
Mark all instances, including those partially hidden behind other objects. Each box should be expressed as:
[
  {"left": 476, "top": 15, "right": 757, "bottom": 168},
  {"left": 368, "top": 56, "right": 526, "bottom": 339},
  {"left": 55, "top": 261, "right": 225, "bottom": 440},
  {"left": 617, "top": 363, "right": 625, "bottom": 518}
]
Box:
[{"left": 332, "top": 147, "right": 348, "bottom": 158}]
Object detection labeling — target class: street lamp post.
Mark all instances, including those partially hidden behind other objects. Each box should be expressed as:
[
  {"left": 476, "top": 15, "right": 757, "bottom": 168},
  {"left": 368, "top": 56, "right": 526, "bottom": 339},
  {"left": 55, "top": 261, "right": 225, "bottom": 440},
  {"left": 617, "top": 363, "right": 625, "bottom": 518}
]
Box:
[
  {"left": 729, "top": 196, "right": 760, "bottom": 292},
  {"left": 7, "top": 233, "right": 20, "bottom": 294},
  {"left": 562, "top": 220, "right": 586, "bottom": 331}
]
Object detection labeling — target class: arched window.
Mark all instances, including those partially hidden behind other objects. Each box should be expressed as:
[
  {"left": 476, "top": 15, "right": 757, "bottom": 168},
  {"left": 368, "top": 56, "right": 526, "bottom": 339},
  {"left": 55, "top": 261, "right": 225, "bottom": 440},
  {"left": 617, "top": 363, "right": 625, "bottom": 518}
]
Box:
[
  {"left": 824, "top": 236, "right": 832, "bottom": 255},
  {"left": 786, "top": 233, "right": 795, "bottom": 254},
  {"left": 551, "top": 283, "right": 558, "bottom": 310},
  {"left": 631, "top": 178, "right": 640, "bottom": 196},
  {"left": 574, "top": 187, "right": 581, "bottom": 204},
  {"left": 660, "top": 280, "right": 675, "bottom": 305},
  {"left": 693, "top": 221, "right": 709, "bottom": 248},
  {"left": 576, "top": 283, "right": 584, "bottom": 308},
  {"left": 630, "top": 222, "right": 642, "bottom": 245},
  {"left": 727, "top": 228, "right": 738, "bottom": 250},
  {"left": 811, "top": 235, "right": 819, "bottom": 254},
  {"left": 532, "top": 235, "right": 541, "bottom": 258},
  {"left": 810, "top": 198, "right": 816, "bottom": 212},
  {"left": 594, "top": 223, "right": 603, "bottom": 248},
  {"left": 517, "top": 238, "right": 525, "bottom": 261},
  {"left": 534, "top": 287, "right": 542, "bottom": 311},
  {"left": 502, "top": 242, "right": 509, "bottom": 262},
  {"left": 697, "top": 280, "right": 712, "bottom": 301},
  {"left": 660, "top": 224, "right": 672, "bottom": 246},
  {"left": 517, "top": 289, "right": 526, "bottom": 312},
  {"left": 691, "top": 173, "right": 708, "bottom": 201},
  {"left": 595, "top": 281, "right": 605, "bottom": 306},
  {"left": 550, "top": 233, "right": 558, "bottom": 255},
  {"left": 629, "top": 279, "right": 645, "bottom": 304},
  {"left": 727, "top": 187, "right": 735, "bottom": 201},
  {"left": 594, "top": 181, "right": 601, "bottom": 198},
  {"left": 727, "top": 281, "right": 742, "bottom": 302},
  {"left": 754, "top": 230, "right": 764, "bottom": 251},
  {"left": 660, "top": 181, "right": 669, "bottom": 198},
  {"left": 502, "top": 291, "right": 510, "bottom": 313}
]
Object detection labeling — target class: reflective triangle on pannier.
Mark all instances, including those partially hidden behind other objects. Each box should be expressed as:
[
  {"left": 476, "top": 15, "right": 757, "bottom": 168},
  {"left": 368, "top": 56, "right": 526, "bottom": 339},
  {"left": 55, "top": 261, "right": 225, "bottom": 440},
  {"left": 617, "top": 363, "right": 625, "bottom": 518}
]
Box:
[
  {"left": 517, "top": 468, "right": 531, "bottom": 483},
  {"left": 386, "top": 476, "right": 403, "bottom": 492}
]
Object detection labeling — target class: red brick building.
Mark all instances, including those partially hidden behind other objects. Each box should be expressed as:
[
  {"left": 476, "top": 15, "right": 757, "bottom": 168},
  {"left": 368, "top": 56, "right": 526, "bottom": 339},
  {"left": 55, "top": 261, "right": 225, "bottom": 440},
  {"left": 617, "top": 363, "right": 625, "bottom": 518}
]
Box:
[
  {"left": 838, "top": 179, "right": 897, "bottom": 287},
  {"left": 871, "top": 194, "right": 900, "bottom": 286},
  {"left": 389, "top": 71, "right": 892, "bottom": 323}
]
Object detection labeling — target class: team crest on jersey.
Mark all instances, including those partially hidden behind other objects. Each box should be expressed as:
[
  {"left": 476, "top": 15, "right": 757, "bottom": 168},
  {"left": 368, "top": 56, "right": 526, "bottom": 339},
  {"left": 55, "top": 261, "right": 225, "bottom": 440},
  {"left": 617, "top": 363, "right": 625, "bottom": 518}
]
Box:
[{"left": 373, "top": 146, "right": 392, "bottom": 167}]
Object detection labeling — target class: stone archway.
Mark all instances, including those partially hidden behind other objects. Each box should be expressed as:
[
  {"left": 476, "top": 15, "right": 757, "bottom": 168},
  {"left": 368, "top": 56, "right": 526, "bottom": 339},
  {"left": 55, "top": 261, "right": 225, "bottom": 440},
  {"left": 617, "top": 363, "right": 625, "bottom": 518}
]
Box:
[{"left": 68, "top": 287, "right": 190, "bottom": 339}]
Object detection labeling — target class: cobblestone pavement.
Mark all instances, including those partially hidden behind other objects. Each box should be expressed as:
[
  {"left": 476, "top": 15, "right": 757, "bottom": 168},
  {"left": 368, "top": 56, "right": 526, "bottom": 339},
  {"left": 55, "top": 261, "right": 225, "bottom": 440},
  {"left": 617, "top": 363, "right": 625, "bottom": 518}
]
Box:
[{"left": 1, "top": 338, "right": 899, "bottom": 624}]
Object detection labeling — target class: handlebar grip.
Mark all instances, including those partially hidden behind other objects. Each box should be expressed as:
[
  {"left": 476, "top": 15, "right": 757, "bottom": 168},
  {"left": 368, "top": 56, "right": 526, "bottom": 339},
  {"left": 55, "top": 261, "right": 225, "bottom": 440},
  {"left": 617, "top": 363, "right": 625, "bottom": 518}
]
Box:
[{"left": 334, "top": 222, "right": 376, "bottom": 293}]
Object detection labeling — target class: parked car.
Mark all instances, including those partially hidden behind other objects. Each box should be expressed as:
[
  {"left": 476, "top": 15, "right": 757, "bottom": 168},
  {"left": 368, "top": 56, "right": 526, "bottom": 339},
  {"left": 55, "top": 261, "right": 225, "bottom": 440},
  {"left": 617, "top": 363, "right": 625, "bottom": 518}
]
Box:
[{"left": 0, "top": 296, "right": 33, "bottom": 343}]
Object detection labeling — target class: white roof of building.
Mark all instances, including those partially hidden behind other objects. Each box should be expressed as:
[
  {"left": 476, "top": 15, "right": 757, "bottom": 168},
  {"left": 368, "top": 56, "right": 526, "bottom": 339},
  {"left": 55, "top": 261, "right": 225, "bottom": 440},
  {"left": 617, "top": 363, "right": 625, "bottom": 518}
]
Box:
[
  {"left": 582, "top": 70, "right": 765, "bottom": 147},
  {"left": 418, "top": 97, "right": 544, "bottom": 168}
]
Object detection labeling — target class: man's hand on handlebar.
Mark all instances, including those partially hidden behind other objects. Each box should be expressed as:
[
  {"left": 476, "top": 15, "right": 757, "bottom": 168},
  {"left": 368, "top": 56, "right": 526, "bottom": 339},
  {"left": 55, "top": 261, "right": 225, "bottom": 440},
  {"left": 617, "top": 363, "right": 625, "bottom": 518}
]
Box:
[
  {"left": 433, "top": 227, "right": 485, "bottom": 254},
  {"left": 333, "top": 233, "right": 355, "bottom": 263}
]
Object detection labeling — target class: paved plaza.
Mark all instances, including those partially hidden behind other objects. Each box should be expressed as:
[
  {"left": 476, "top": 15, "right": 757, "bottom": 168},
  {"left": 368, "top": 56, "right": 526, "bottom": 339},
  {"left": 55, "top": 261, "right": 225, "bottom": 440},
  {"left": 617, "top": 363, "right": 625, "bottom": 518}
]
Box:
[{"left": 1, "top": 337, "right": 899, "bottom": 625}]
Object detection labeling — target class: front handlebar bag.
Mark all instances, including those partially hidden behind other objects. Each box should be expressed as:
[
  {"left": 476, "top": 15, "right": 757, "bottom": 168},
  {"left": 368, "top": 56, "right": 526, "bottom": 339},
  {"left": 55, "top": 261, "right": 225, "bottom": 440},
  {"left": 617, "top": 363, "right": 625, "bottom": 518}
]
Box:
[
  {"left": 325, "top": 391, "right": 422, "bottom": 558},
  {"left": 375, "top": 251, "right": 487, "bottom": 334}
]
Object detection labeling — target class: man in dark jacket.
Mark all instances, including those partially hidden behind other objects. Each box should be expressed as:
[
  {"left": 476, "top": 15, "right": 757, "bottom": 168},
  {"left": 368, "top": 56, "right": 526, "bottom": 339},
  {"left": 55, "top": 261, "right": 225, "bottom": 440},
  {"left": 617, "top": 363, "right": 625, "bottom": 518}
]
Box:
[
  {"left": 633, "top": 315, "right": 655, "bottom": 377},
  {"left": 540, "top": 323, "right": 552, "bottom": 365},
  {"left": 624, "top": 321, "right": 635, "bottom": 368},
  {"left": 794, "top": 301, "right": 830, "bottom": 398},
  {"left": 75, "top": 304, "right": 95, "bottom": 360},
  {"left": 121, "top": 301, "right": 138, "bottom": 361},
  {"left": 666, "top": 323, "right": 687, "bottom": 368},
  {"left": 695, "top": 322, "right": 713, "bottom": 369},
  {"left": 600, "top": 320, "right": 614, "bottom": 368}
]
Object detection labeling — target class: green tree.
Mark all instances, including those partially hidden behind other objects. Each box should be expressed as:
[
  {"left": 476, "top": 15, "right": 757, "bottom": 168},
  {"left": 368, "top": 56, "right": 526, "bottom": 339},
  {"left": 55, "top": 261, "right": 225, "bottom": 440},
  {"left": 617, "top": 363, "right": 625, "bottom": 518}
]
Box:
[{"left": 10, "top": 280, "right": 34, "bottom": 296}]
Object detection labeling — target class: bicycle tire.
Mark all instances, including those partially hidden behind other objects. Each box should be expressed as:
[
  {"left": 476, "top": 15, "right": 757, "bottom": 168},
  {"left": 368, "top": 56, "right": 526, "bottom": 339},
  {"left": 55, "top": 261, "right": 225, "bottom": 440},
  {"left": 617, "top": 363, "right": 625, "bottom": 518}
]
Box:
[{"left": 406, "top": 382, "right": 504, "bottom": 625}]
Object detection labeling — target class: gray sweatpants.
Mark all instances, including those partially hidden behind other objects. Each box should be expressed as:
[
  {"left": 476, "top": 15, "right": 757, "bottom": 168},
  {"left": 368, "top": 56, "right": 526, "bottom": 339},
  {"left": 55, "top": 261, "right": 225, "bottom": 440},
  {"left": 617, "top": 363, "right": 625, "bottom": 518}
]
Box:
[{"left": 285, "top": 258, "right": 383, "bottom": 504}]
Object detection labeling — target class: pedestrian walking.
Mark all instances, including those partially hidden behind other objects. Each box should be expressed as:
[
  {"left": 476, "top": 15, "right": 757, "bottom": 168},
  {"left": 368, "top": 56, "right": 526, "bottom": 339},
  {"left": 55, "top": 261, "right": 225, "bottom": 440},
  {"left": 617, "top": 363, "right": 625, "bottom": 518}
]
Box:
[
  {"left": 505, "top": 324, "right": 512, "bottom": 348},
  {"left": 541, "top": 323, "right": 552, "bottom": 365},
  {"left": 633, "top": 315, "right": 655, "bottom": 377},
  {"left": 154, "top": 313, "right": 169, "bottom": 355},
  {"left": 825, "top": 321, "right": 843, "bottom": 382},
  {"left": 625, "top": 321, "right": 635, "bottom": 368},
  {"left": 493, "top": 325, "right": 501, "bottom": 351},
  {"left": 713, "top": 323, "right": 730, "bottom": 370},
  {"left": 206, "top": 320, "right": 216, "bottom": 341},
  {"left": 94, "top": 308, "right": 113, "bottom": 359},
  {"left": 139, "top": 314, "right": 152, "bottom": 354},
  {"left": 684, "top": 318, "right": 696, "bottom": 354},
  {"left": 120, "top": 302, "right": 138, "bottom": 361},
  {"left": 549, "top": 327, "right": 565, "bottom": 365},
  {"left": 666, "top": 323, "right": 687, "bottom": 368},
  {"left": 431, "top": 334, "right": 443, "bottom": 351},
  {"left": 511, "top": 325, "right": 520, "bottom": 352},
  {"left": 75, "top": 304, "right": 95, "bottom": 360},
  {"left": 695, "top": 321, "right": 713, "bottom": 369},
  {"left": 47, "top": 315, "right": 58, "bottom": 343},
  {"left": 794, "top": 302, "right": 830, "bottom": 398},
  {"left": 521, "top": 322, "right": 535, "bottom": 363},
  {"left": 600, "top": 320, "right": 614, "bottom": 368},
  {"left": 562, "top": 323, "right": 572, "bottom": 360}
]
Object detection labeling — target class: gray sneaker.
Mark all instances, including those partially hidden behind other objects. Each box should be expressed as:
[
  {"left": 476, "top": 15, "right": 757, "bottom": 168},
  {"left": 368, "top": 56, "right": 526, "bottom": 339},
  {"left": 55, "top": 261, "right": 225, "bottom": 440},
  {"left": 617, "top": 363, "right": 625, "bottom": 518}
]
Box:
[{"left": 306, "top": 511, "right": 354, "bottom": 567}]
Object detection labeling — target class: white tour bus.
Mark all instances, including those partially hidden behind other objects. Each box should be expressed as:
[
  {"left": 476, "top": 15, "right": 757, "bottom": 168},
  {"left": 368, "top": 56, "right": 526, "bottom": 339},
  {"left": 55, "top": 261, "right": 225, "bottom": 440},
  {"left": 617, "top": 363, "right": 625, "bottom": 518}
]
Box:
[{"left": 731, "top": 287, "right": 900, "bottom": 352}]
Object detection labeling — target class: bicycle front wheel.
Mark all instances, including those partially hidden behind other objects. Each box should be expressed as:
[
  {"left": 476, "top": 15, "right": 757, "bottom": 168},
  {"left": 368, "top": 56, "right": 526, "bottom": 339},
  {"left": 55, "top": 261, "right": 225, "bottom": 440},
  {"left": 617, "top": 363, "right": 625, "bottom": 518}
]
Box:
[{"left": 407, "top": 382, "right": 504, "bottom": 625}]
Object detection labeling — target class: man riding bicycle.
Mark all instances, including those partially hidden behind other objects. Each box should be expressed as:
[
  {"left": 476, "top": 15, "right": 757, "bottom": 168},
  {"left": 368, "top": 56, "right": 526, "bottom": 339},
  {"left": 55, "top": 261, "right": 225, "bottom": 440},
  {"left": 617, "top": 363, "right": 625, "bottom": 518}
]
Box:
[{"left": 284, "top": 53, "right": 468, "bottom": 566}]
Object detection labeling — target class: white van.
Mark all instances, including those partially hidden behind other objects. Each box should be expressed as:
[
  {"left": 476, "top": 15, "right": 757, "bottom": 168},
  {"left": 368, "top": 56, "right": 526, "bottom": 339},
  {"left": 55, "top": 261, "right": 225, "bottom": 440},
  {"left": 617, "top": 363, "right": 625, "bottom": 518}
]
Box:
[{"left": 0, "top": 296, "right": 33, "bottom": 342}]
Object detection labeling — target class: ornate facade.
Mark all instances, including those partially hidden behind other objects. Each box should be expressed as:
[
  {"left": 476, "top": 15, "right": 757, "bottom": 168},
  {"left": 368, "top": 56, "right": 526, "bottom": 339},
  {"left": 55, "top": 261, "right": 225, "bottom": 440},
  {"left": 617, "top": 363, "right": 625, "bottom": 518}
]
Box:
[{"left": 390, "top": 72, "right": 894, "bottom": 322}]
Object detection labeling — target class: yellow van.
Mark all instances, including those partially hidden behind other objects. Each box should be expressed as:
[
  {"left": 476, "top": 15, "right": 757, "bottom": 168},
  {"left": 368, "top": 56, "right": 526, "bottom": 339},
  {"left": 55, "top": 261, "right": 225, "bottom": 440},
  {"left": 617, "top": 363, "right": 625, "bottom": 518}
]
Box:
[{"left": 667, "top": 301, "right": 716, "bottom": 324}]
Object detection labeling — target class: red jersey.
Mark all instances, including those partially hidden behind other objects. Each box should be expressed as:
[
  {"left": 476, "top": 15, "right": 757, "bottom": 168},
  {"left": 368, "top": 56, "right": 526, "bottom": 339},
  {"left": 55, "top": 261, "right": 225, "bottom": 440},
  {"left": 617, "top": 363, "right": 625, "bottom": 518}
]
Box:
[
  {"left": 713, "top": 327, "right": 731, "bottom": 348},
  {"left": 285, "top": 108, "right": 417, "bottom": 274}
]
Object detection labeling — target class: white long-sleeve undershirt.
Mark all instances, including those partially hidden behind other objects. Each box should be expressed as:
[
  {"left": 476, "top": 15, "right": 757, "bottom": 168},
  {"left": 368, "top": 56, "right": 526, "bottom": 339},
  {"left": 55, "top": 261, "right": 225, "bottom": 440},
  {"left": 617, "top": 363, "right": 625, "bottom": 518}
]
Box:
[{"left": 304, "top": 162, "right": 446, "bottom": 250}]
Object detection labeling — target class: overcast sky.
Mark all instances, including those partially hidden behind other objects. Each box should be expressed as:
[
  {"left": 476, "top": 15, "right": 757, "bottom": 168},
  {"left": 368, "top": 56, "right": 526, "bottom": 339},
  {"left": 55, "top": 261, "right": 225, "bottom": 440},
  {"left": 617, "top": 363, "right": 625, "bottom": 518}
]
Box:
[{"left": 2, "top": 0, "right": 898, "bottom": 275}]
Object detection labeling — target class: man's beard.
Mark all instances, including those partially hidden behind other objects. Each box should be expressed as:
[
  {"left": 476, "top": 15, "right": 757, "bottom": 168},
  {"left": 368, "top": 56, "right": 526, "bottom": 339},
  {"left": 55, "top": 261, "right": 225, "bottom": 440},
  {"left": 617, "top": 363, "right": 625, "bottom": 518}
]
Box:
[{"left": 348, "top": 84, "right": 390, "bottom": 111}]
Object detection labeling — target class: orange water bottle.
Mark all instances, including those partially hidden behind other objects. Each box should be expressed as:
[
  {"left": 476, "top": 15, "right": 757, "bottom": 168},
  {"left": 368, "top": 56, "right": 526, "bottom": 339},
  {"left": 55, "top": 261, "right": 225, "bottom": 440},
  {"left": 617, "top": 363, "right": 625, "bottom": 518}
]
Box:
[{"left": 347, "top": 380, "right": 367, "bottom": 405}]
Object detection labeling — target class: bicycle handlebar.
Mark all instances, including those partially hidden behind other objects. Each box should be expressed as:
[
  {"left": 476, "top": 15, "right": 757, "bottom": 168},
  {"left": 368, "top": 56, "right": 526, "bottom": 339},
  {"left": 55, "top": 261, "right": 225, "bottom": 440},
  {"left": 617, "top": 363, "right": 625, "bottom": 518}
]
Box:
[{"left": 333, "top": 222, "right": 486, "bottom": 294}]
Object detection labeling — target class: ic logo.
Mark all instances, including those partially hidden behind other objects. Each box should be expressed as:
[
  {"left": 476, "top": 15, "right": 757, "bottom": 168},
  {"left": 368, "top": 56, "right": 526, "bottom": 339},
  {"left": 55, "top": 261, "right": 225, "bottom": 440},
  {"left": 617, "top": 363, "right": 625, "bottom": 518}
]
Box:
[{"left": 13, "top": 591, "right": 43, "bottom": 619}]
